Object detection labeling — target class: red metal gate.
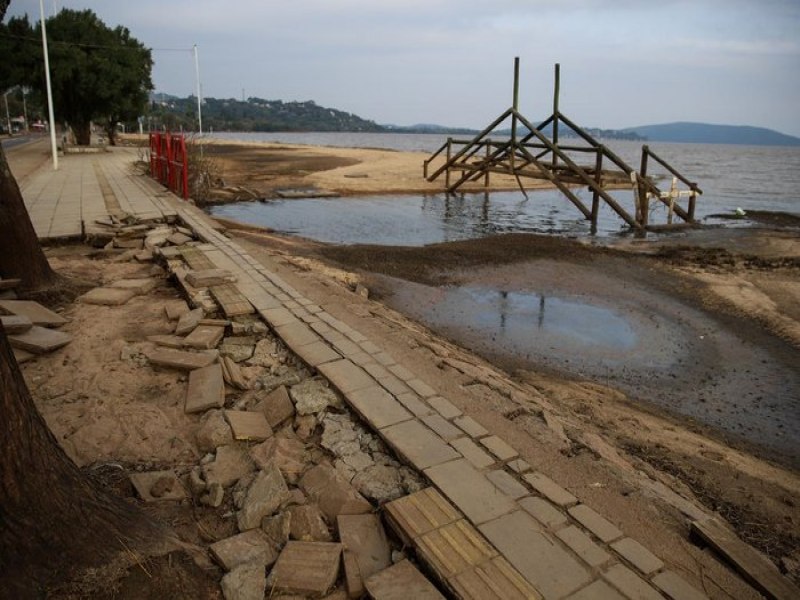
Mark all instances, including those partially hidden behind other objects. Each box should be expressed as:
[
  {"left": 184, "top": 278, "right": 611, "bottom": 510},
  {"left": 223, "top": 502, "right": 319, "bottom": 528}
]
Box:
[{"left": 149, "top": 132, "right": 189, "bottom": 200}]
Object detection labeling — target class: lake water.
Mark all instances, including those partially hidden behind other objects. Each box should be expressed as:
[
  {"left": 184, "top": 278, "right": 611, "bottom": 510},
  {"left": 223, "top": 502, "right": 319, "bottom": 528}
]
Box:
[{"left": 210, "top": 131, "right": 800, "bottom": 243}]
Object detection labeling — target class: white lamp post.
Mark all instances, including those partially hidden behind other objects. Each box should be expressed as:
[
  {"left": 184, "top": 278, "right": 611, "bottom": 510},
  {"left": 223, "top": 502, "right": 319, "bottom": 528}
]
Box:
[{"left": 39, "top": 0, "right": 58, "bottom": 170}]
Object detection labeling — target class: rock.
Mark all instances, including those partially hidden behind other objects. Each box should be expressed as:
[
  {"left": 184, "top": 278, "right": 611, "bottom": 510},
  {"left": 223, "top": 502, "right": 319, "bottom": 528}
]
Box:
[
  {"left": 337, "top": 514, "right": 392, "bottom": 598},
  {"left": 255, "top": 385, "right": 295, "bottom": 428},
  {"left": 249, "top": 435, "right": 307, "bottom": 485},
  {"left": 355, "top": 283, "right": 369, "bottom": 299},
  {"left": 165, "top": 300, "right": 190, "bottom": 321},
  {"left": 294, "top": 414, "right": 318, "bottom": 440},
  {"left": 221, "top": 356, "right": 249, "bottom": 391},
  {"left": 174, "top": 307, "right": 205, "bottom": 336},
  {"left": 196, "top": 409, "right": 234, "bottom": 453},
  {"left": 167, "top": 232, "right": 193, "bottom": 246},
  {"left": 109, "top": 277, "right": 158, "bottom": 295},
  {"left": 400, "top": 467, "right": 426, "bottom": 495},
  {"left": 300, "top": 464, "right": 372, "bottom": 522},
  {"left": 237, "top": 463, "right": 291, "bottom": 531},
  {"left": 261, "top": 513, "right": 292, "bottom": 550},
  {"left": 220, "top": 560, "right": 266, "bottom": 600},
  {"left": 210, "top": 529, "right": 278, "bottom": 571},
  {"left": 283, "top": 488, "right": 307, "bottom": 508},
  {"left": 290, "top": 379, "right": 342, "bottom": 415},
  {"left": 220, "top": 336, "right": 257, "bottom": 363},
  {"left": 245, "top": 338, "right": 278, "bottom": 368},
  {"left": 188, "top": 467, "right": 206, "bottom": 497},
  {"left": 225, "top": 410, "right": 273, "bottom": 442},
  {"left": 200, "top": 482, "right": 225, "bottom": 507},
  {"left": 149, "top": 475, "right": 175, "bottom": 498},
  {"left": 203, "top": 444, "right": 255, "bottom": 489},
  {"left": 289, "top": 505, "right": 332, "bottom": 542},
  {"left": 183, "top": 325, "right": 225, "bottom": 350},
  {"left": 129, "top": 470, "right": 186, "bottom": 502},
  {"left": 185, "top": 363, "right": 225, "bottom": 414},
  {"left": 352, "top": 464, "right": 404, "bottom": 503},
  {"left": 364, "top": 560, "right": 444, "bottom": 600},
  {"left": 268, "top": 541, "right": 342, "bottom": 597},
  {"left": 342, "top": 451, "right": 374, "bottom": 473}
]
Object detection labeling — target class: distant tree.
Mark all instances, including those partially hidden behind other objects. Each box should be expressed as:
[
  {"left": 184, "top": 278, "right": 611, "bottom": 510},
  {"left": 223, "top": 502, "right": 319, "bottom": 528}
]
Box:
[{"left": 1, "top": 8, "right": 152, "bottom": 145}]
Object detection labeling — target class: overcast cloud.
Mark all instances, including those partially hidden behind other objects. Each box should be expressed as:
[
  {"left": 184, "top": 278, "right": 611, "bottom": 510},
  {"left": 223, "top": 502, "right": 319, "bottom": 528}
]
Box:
[{"left": 7, "top": 0, "right": 800, "bottom": 135}]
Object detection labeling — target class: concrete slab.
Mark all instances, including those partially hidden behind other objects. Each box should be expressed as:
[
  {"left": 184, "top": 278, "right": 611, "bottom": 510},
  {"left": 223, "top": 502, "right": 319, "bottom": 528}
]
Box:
[
  {"left": 420, "top": 414, "right": 463, "bottom": 442},
  {"left": 79, "top": 287, "right": 137, "bottom": 306},
  {"left": 427, "top": 396, "right": 462, "bottom": 419},
  {"left": 394, "top": 392, "right": 434, "bottom": 417},
  {"left": 164, "top": 300, "right": 190, "bottom": 320},
  {"left": 318, "top": 359, "right": 376, "bottom": 395},
  {"left": 603, "top": 564, "right": 664, "bottom": 600},
  {"left": 523, "top": 472, "right": 578, "bottom": 508},
  {"left": 211, "top": 283, "right": 255, "bottom": 317},
  {"left": 237, "top": 463, "right": 291, "bottom": 531},
  {"left": 568, "top": 580, "right": 625, "bottom": 600},
  {"left": 258, "top": 307, "right": 297, "bottom": 328},
  {"left": 225, "top": 410, "right": 273, "bottom": 442},
  {"left": 109, "top": 277, "right": 158, "bottom": 295},
  {"left": 147, "top": 334, "right": 185, "bottom": 349},
  {"left": 453, "top": 415, "right": 489, "bottom": 438},
  {"left": 186, "top": 268, "right": 236, "bottom": 287},
  {"left": 210, "top": 529, "right": 278, "bottom": 571},
  {"left": 337, "top": 514, "right": 392, "bottom": 598},
  {"left": 300, "top": 464, "right": 372, "bottom": 522},
  {"left": 256, "top": 385, "right": 296, "bottom": 428},
  {"left": 129, "top": 470, "right": 187, "bottom": 502},
  {"left": 185, "top": 363, "right": 225, "bottom": 414},
  {"left": 479, "top": 510, "right": 591, "bottom": 600},
  {"left": 364, "top": 560, "right": 445, "bottom": 600},
  {"left": 183, "top": 325, "right": 225, "bottom": 349},
  {"left": 486, "top": 470, "right": 530, "bottom": 500},
  {"left": 417, "top": 519, "right": 497, "bottom": 579},
  {"left": 269, "top": 541, "right": 343, "bottom": 597},
  {"left": 13, "top": 348, "right": 35, "bottom": 364},
  {"left": 276, "top": 320, "right": 320, "bottom": 348},
  {"left": 449, "top": 437, "right": 495, "bottom": 470},
  {"left": 651, "top": 571, "right": 708, "bottom": 600},
  {"left": 568, "top": 504, "right": 623, "bottom": 543},
  {"left": 479, "top": 435, "right": 519, "bottom": 462},
  {"left": 518, "top": 497, "right": 568, "bottom": 530},
  {"left": 345, "top": 385, "right": 413, "bottom": 430},
  {"left": 174, "top": 307, "right": 204, "bottom": 336},
  {"left": 293, "top": 340, "right": 341, "bottom": 368},
  {"left": 424, "top": 459, "right": 516, "bottom": 525},
  {"left": 382, "top": 420, "right": 460, "bottom": 471},
  {"left": 610, "top": 538, "right": 664, "bottom": 575},
  {"left": 147, "top": 348, "right": 217, "bottom": 371},
  {"left": 0, "top": 314, "right": 33, "bottom": 334},
  {"left": 555, "top": 525, "right": 612, "bottom": 567},
  {"left": 8, "top": 326, "right": 72, "bottom": 354},
  {"left": 0, "top": 300, "right": 68, "bottom": 327},
  {"left": 384, "top": 488, "right": 462, "bottom": 546}
]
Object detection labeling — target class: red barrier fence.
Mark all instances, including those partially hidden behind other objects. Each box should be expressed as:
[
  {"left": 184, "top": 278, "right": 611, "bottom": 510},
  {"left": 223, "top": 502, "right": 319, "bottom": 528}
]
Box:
[{"left": 149, "top": 132, "right": 189, "bottom": 200}]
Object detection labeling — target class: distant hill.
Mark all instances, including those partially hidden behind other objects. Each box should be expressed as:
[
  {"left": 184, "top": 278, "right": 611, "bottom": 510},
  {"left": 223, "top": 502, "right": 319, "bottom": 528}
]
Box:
[{"left": 622, "top": 122, "right": 800, "bottom": 147}]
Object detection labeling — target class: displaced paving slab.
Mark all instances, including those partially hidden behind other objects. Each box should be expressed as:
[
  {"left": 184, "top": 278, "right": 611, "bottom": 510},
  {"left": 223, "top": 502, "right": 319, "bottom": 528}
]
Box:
[
  {"left": 237, "top": 464, "right": 291, "bottom": 531},
  {"left": 211, "top": 283, "right": 255, "bottom": 317},
  {"left": 0, "top": 299, "right": 68, "bottom": 327},
  {"left": 79, "top": 287, "right": 138, "bottom": 306},
  {"left": 269, "top": 541, "right": 343, "bottom": 597},
  {"left": 109, "top": 277, "right": 158, "bottom": 295},
  {"left": 382, "top": 419, "right": 460, "bottom": 471},
  {"left": 209, "top": 529, "right": 277, "bottom": 571},
  {"left": 337, "top": 514, "right": 392, "bottom": 598},
  {"left": 13, "top": 348, "right": 36, "bottom": 363},
  {"left": 364, "top": 560, "right": 445, "bottom": 600},
  {"left": 148, "top": 348, "right": 217, "bottom": 371},
  {"left": 185, "top": 363, "right": 225, "bottom": 413},
  {"left": 346, "top": 385, "right": 413, "bottom": 430},
  {"left": 8, "top": 326, "right": 72, "bottom": 354},
  {"left": 256, "top": 385, "right": 296, "bottom": 428},
  {"left": 129, "top": 470, "right": 187, "bottom": 502},
  {"left": 300, "top": 464, "right": 372, "bottom": 522},
  {"left": 225, "top": 409, "right": 273, "bottom": 442},
  {"left": 164, "top": 300, "right": 190, "bottom": 320},
  {"left": 0, "top": 314, "right": 33, "bottom": 334},
  {"left": 186, "top": 268, "right": 236, "bottom": 287},
  {"left": 318, "top": 359, "right": 375, "bottom": 395},
  {"left": 183, "top": 324, "right": 225, "bottom": 349},
  {"left": 203, "top": 444, "right": 255, "bottom": 489},
  {"left": 174, "top": 307, "right": 205, "bottom": 336},
  {"left": 147, "top": 334, "right": 185, "bottom": 349}
]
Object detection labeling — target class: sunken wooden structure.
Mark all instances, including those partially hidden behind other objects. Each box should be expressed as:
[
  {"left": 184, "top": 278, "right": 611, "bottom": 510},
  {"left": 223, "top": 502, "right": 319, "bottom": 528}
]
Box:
[{"left": 424, "top": 59, "right": 703, "bottom": 232}]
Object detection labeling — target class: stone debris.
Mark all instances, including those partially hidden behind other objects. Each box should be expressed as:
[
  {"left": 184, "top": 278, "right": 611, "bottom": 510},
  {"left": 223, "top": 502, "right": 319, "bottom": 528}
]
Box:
[
  {"left": 13, "top": 348, "right": 35, "bottom": 363},
  {"left": 174, "top": 307, "right": 205, "bottom": 336},
  {"left": 290, "top": 378, "right": 343, "bottom": 415},
  {"left": 164, "top": 300, "right": 191, "bottom": 321},
  {"left": 210, "top": 529, "right": 278, "bottom": 571},
  {"left": 147, "top": 334, "right": 185, "bottom": 349},
  {"left": 204, "top": 444, "right": 255, "bottom": 489},
  {"left": 261, "top": 512, "right": 292, "bottom": 550},
  {"left": 220, "top": 560, "right": 266, "bottom": 600},
  {"left": 186, "top": 268, "right": 237, "bottom": 287},
  {"left": 147, "top": 347, "right": 217, "bottom": 371},
  {"left": 196, "top": 409, "right": 234, "bottom": 453},
  {"left": 255, "top": 385, "right": 296, "bottom": 428},
  {"left": 0, "top": 314, "right": 33, "bottom": 334},
  {"left": 167, "top": 231, "right": 193, "bottom": 246},
  {"left": 129, "top": 470, "right": 187, "bottom": 502},
  {"left": 8, "top": 326, "right": 73, "bottom": 354},
  {"left": 338, "top": 513, "right": 392, "bottom": 598},
  {"left": 289, "top": 504, "right": 332, "bottom": 542},
  {"left": 250, "top": 435, "right": 307, "bottom": 484},
  {"left": 183, "top": 325, "right": 226, "bottom": 349},
  {"left": 225, "top": 410, "right": 273, "bottom": 442},
  {"left": 221, "top": 356, "right": 249, "bottom": 390},
  {"left": 364, "top": 560, "right": 445, "bottom": 600},
  {"left": 237, "top": 463, "right": 291, "bottom": 531},
  {"left": 300, "top": 464, "right": 372, "bottom": 522},
  {"left": 185, "top": 363, "right": 225, "bottom": 414},
  {"left": 220, "top": 336, "right": 257, "bottom": 363},
  {"left": 79, "top": 287, "right": 137, "bottom": 306},
  {"left": 109, "top": 277, "right": 158, "bottom": 295},
  {"left": 268, "top": 541, "right": 343, "bottom": 597}
]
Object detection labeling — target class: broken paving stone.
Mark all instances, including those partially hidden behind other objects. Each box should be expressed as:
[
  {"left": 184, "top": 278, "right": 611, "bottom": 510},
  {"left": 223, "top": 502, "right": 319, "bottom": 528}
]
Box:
[
  {"left": 147, "top": 334, "right": 185, "bottom": 349},
  {"left": 186, "top": 268, "right": 236, "bottom": 287},
  {"left": 79, "top": 287, "right": 137, "bottom": 306},
  {"left": 221, "top": 356, "right": 249, "bottom": 390},
  {"left": 250, "top": 435, "right": 306, "bottom": 484},
  {"left": 0, "top": 314, "right": 32, "bottom": 334},
  {"left": 200, "top": 483, "right": 225, "bottom": 508},
  {"left": 290, "top": 378, "right": 342, "bottom": 415},
  {"left": 109, "top": 277, "right": 158, "bottom": 295},
  {"left": 338, "top": 513, "right": 392, "bottom": 599},
  {"left": 245, "top": 338, "right": 278, "bottom": 368},
  {"left": 294, "top": 414, "right": 318, "bottom": 440},
  {"left": 164, "top": 300, "right": 190, "bottom": 321},
  {"left": 183, "top": 325, "right": 225, "bottom": 350},
  {"left": 13, "top": 348, "right": 35, "bottom": 364},
  {"left": 220, "top": 336, "right": 257, "bottom": 363},
  {"left": 225, "top": 410, "right": 273, "bottom": 442},
  {"left": 237, "top": 463, "right": 291, "bottom": 531},
  {"left": 0, "top": 300, "right": 68, "bottom": 327},
  {"left": 364, "top": 560, "right": 445, "bottom": 600},
  {"left": 167, "top": 231, "right": 193, "bottom": 246},
  {"left": 300, "top": 464, "right": 372, "bottom": 522},
  {"left": 134, "top": 250, "right": 154, "bottom": 263},
  {"left": 262, "top": 513, "right": 292, "bottom": 550},
  {"left": 289, "top": 505, "right": 332, "bottom": 542},
  {"left": 8, "top": 326, "right": 72, "bottom": 354},
  {"left": 129, "top": 470, "right": 186, "bottom": 502},
  {"left": 174, "top": 307, "right": 205, "bottom": 336},
  {"left": 210, "top": 529, "right": 278, "bottom": 571},
  {"left": 185, "top": 363, "right": 225, "bottom": 414},
  {"left": 196, "top": 409, "right": 234, "bottom": 453},
  {"left": 255, "top": 385, "right": 295, "bottom": 428},
  {"left": 148, "top": 348, "right": 217, "bottom": 371},
  {"left": 268, "top": 541, "right": 343, "bottom": 597},
  {"left": 352, "top": 464, "right": 405, "bottom": 504},
  {"left": 203, "top": 444, "right": 256, "bottom": 489},
  {"left": 220, "top": 560, "right": 266, "bottom": 600},
  {"left": 188, "top": 467, "right": 206, "bottom": 497}
]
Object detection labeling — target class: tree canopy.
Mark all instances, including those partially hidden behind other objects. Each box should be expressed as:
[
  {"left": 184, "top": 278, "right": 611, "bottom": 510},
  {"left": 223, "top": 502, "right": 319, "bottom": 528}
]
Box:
[{"left": 0, "top": 8, "right": 152, "bottom": 145}]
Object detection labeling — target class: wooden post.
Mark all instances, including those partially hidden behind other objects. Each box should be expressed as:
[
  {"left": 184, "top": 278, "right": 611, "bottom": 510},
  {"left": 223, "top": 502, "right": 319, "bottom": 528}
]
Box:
[
  {"left": 445, "top": 138, "right": 452, "bottom": 189},
  {"left": 639, "top": 146, "right": 650, "bottom": 228},
  {"left": 511, "top": 57, "right": 519, "bottom": 173},
  {"left": 552, "top": 63, "right": 560, "bottom": 169},
  {"left": 591, "top": 147, "right": 603, "bottom": 232},
  {"left": 484, "top": 139, "right": 491, "bottom": 188},
  {"left": 688, "top": 186, "right": 697, "bottom": 221}
]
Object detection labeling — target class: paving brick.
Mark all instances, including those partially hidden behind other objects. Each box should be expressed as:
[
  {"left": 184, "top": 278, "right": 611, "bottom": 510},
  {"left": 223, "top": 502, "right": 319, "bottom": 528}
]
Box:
[
  {"left": 384, "top": 488, "right": 461, "bottom": 544},
  {"left": 109, "top": 277, "right": 158, "bottom": 294},
  {"left": 365, "top": 560, "right": 445, "bottom": 600},
  {"left": 377, "top": 374, "right": 412, "bottom": 396},
  {"left": 185, "top": 363, "right": 225, "bottom": 413},
  {"left": 211, "top": 283, "right": 255, "bottom": 316},
  {"left": 382, "top": 419, "right": 460, "bottom": 470},
  {"left": 174, "top": 307, "right": 204, "bottom": 335},
  {"left": 347, "top": 350, "right": 373, "bottom": 367},
  {"left": 359, "top": 340, "right": 382, "bottom": 355},
  {"left": 421, "top": 414, "right": 464, "bottom": 441},
  {"left": 523, "top": 472, "right": 578, "bottom": 508},
  {"left": 0, "top": 300, "right": 68, "bottom": 326},
  {"left": 147, "top": 334, "right": 185, "bottom": 349},
  {"left": 8, "top": 326, "right": 72, "bottom": 354},
  {"left": 652, "top": 571, "right": 708, "bottom": 600},
  {"left": 310, "top": 320, "right": 332, "bottom": 336},
  {"left": 453, "top": 415, "right": 489, "bottom": 438},
  {"left": 186, "top": 268, "right": 236, "bottom": 287},
  {"left": 425, "top": 459, "right": 516, "bottom": 525},
  {"left": 566, "top": 580, "right": 625, "bottom": 600},
  {"left": 480, "top": 435, "right": 519, "bottom": 462},
  {"left": 293, "top": 340, "right": 341, "bottom": 367},
  {"left": 246, "top": 290, "right": 282, "bottom": 311},
  {"left": 611, "top": 537, "right": 664, "bottom": 575},
  {"left": 183, "top": 324, "right": 225, "bottom": 349},
  {"left": 269, "top": 541, "right": 342, "bottom": 597},
  {"left": 258, "top": 307, "right": 296, "bottom": 328},
  {"left": 507, "top": 459, "right": 532, "bottom": 474},
  {"left": 224, "top": 410, "right": 273, "bottom": 442},
  {"left": 148, "top": 348, "right": 217, "bottom": 371},
  {"left": 346, "top": 384, "right": 413, "bottom": 430},
  {"left": 276, "top": 320, "right": 319, "bottom": 349},
  {"left": 337, "top": 513, "right": 392, "bottom": 598},
  {"left": 450, "top": 556, "right": 544, "bottom": 600},
  {"left": 255, "top": 385, "right": 295, "bottom": 428},
  {"left": 427, "top": 396, "right": 462, "bottom": 419},
  {"left": 209, "top": 529, "right": 277, "bottom": 571},
  {"left": 300, "top": 464, "right": 372, "bottom": 521},
  {"left": 318, "top": 359, "right": 375, "bottom": 394},
  {"left": 417, "top": 519, "right": 497, "bottom": 579},
  {"left": 362, "top": 360, "right": 390, "bottom": 380},
  {"left": 479, "top": 510, "right": 592, "bottom": 600},
  {"left": 518, "top": 497, "right": 568, "bottom": 529},
  {"left": 486, "top": 470, "right": 529, "bottom": 500},
  {"left": 388, "top": 364, "right": 414, "bottom": 381},
  {"left": 164, "top": 300, "right": 190, "bottom": 321},
  {"left": 556, "top": 525, "right": 613, "bottom": 567},
  {"left": 79, "top": 287, "right": 137, "bottom": 306},
  {"left": 331, "top": 336, "right": 361, "bottom": 357},
  {"left": 603, "top": 564, "right": 663, "bottom": 600},
  {"left": 407, "top": 378, "right": 437, "bottom": 398},
  {"left": 568, "top": 504, "right": 623, "bottom": 543},
  {"left": 395, "top": 392, "right": 433, "bottom": 417},
  {"left": 450, "top": 437, "right": 495, "bottom": 470},
  {"left": 373, "top": 351, "right": 395, "bottom": 366}
]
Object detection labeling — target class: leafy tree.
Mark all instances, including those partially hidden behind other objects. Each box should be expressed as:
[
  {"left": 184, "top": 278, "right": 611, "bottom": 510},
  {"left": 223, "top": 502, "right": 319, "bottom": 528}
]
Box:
[{"left": 1, "top": 8, "right": 152, "bottom": 145}]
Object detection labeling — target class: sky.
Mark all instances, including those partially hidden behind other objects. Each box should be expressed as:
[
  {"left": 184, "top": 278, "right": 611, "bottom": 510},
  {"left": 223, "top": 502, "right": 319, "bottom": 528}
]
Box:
[{"left": 7, "top": 0, "right": 800, "bottom": 136}]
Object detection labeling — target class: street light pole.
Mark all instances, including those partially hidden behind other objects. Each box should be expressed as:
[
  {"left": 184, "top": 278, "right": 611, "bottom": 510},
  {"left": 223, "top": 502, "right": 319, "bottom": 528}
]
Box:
[
  {"left": 39, "top": 0, "right": 58, "bottom": 170},
  {"left": 22, "top": 88, "right": 28, "bottom": 130},
  {"left": 193, "top": 44, "right": 203, "bottom": 136},
  {"left": 3, "top": 93, "right": 11, "bottom": 136}
]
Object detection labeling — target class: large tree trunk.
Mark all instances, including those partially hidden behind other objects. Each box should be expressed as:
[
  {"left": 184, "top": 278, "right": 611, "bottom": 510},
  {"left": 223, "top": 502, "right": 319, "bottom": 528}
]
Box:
[
  {"left": 73, "top": 121, "right": 92, "bottom": 146},
  {"left": 0, "top": 323, "right": 171, "bottom": 597},
  {"left": 0, "top": 144, "right": 62, "bottom": 292}
]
